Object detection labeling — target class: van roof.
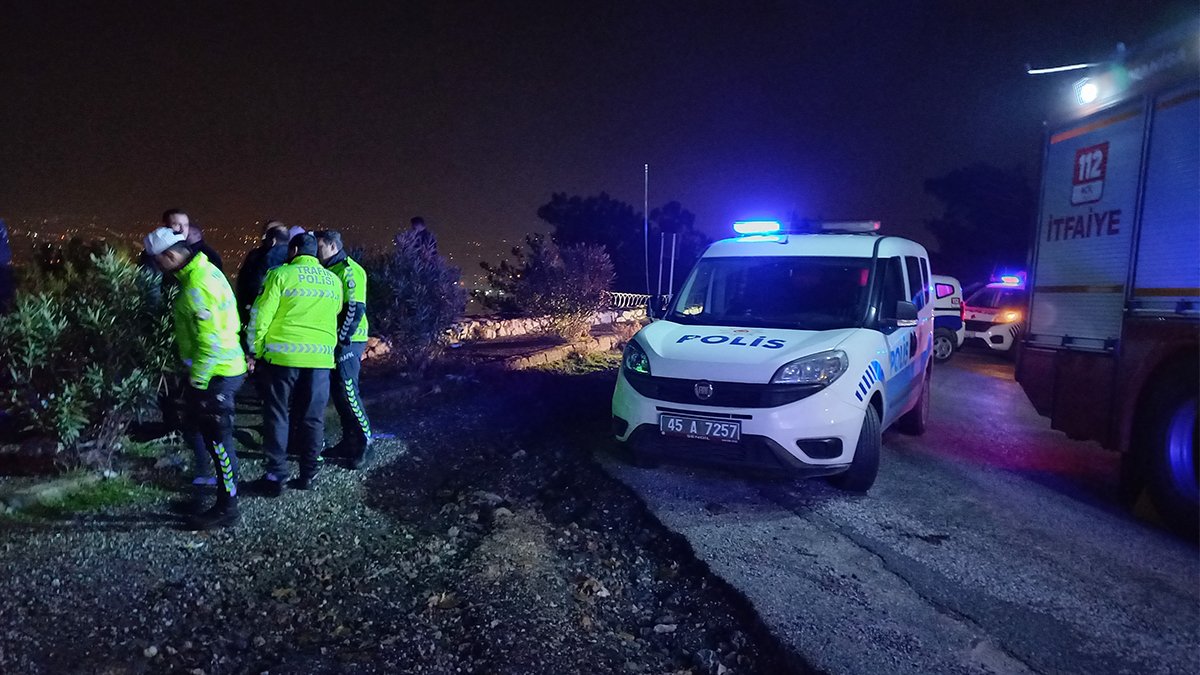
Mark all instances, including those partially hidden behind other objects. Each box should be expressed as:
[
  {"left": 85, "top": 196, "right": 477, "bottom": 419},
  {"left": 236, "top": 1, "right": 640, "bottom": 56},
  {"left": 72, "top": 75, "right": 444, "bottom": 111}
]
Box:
[{"left": 704, "top": 234, "right": 929, "bottom": 260}]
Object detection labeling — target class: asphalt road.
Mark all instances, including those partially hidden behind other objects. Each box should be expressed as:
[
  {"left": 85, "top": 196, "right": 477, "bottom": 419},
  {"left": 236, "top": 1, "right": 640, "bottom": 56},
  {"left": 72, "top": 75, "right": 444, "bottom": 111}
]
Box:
[{"left": 601, "top": 349, "right": 1200, "bottom": 675}]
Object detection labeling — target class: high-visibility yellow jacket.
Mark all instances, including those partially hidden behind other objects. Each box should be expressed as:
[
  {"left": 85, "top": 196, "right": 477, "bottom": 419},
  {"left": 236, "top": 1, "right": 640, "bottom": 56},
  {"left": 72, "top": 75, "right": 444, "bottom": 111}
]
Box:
[
  {"left": 174, "top": 252, "right": 247, "bottom": 389},
  {"left": 325, "top": 251, "right": 369, "bottom": 344},
  {"left": 248, "top": 254, "right": 343, "bottom": 369}
]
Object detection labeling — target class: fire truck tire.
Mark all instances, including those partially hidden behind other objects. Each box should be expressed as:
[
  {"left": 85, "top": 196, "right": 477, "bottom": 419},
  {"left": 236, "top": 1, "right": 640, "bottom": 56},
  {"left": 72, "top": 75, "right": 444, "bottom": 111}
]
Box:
[
  {"left": 830, "top": 404, "right": 881, "bottom": 493},
  {"left": 1141, "top": 365, "right": 1199, "bottom": 538}
]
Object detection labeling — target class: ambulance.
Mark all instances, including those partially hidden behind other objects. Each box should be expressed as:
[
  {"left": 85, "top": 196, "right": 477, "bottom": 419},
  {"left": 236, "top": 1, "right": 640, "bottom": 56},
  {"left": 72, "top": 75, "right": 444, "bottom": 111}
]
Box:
[{"left": 612, "top": 220, "right": 933, "bottom": 492}]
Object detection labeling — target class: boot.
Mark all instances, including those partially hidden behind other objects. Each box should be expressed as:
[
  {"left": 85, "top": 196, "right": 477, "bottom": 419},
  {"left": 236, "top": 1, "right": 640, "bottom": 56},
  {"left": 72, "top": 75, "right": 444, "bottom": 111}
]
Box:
[
  {"left": 287, "top": 473, "right": 318, "bottom": 491},
  {"left": 320, "top": 442, "right": 351, "bottom": 460},
  {"left": 245, "top": 474, "right": 285, "bottom": 498},
  {"left": 348, "top": 442, "right": 375, "bottom": 471},
  {"left": 188, "top": 496, "right": 240, "bottom": 530}
]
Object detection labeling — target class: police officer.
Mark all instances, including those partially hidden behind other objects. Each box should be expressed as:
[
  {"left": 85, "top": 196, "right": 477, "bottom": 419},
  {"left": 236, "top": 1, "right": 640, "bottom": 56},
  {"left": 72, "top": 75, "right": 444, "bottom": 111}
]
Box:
[
  {"left": 314, "top": 231, "right": 373, "bottom": 469},
  {"left": 245, "top": 233, "right": 343, "bottom": 495},
  {"left": 144, "top": 227, "right": 246, "bottom": 529}
]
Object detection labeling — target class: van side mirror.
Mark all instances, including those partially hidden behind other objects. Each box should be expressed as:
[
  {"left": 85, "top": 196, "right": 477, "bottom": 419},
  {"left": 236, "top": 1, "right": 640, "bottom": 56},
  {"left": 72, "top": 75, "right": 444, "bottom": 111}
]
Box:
[
  {"left": 645, "top": 295, "right": 669, "bottom": 321},
  {"left": 894, "top": 301, "right": 918, "bottom": 327}
]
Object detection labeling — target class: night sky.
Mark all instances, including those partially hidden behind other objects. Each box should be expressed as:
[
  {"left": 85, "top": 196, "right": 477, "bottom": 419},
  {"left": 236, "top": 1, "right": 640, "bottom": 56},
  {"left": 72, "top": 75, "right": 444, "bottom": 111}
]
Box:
[{"left": 1, "top": 1, "right": 1195, "bottom": 267}]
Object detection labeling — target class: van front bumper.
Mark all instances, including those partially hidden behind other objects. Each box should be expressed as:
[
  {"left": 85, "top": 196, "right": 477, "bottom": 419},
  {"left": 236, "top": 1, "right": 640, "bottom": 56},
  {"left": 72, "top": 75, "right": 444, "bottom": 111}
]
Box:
[{"left": 611, "top": 370, "right": 866, "bottom": 472}]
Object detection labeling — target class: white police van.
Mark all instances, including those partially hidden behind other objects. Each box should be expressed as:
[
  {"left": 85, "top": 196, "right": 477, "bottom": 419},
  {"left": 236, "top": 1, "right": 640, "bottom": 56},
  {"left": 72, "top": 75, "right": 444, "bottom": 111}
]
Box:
[
  {"left": 612, "top": 220, "right": 933, "bottom": 492},
  {"left": 962, "top": 274, "right": 1028, "bottom": 354},
  {"left": 931, "top": 274, "right": 965, "bottom": 362}
]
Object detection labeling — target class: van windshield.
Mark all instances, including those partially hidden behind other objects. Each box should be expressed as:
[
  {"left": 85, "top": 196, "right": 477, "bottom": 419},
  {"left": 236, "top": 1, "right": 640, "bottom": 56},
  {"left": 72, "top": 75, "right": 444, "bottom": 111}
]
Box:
[
  {"left": 966, "top": 287, "right": 1027, "bottom": 309},
  {"left": 667, "top": 256, "right": 872, "bottom": 330}
]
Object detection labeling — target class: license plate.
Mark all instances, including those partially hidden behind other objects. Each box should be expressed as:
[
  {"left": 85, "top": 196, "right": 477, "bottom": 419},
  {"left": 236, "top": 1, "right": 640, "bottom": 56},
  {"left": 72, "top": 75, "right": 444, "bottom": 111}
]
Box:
[{"left": 659, "top": 414, "right": 741, "bottom": 443}]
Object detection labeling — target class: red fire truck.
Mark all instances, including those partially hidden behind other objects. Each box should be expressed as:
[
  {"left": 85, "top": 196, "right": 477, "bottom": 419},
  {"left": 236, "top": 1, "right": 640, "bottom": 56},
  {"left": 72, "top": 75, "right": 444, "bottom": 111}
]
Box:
[{"left": 1017, "top": 22, "right": 1199, "bottom": 534}]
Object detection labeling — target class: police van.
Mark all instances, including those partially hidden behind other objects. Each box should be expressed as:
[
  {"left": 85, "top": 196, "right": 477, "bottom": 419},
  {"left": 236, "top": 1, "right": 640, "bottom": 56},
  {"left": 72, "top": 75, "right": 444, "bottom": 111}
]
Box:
[
  {"left": 962, "top": 274, "right": 1028, "bottom": 354},
  {"left": 931, "top": 274, "right": 965, "bottom": 362},
  {"left": 612, "top": 220, "right": 933, "bottom": 492}
]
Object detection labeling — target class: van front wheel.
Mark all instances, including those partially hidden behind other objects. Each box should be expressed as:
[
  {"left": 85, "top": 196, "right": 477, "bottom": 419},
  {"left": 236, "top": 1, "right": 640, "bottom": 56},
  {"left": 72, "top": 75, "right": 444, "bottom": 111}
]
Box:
[{"left": 829, "top": 405, "right": 881, "bottom": 493}]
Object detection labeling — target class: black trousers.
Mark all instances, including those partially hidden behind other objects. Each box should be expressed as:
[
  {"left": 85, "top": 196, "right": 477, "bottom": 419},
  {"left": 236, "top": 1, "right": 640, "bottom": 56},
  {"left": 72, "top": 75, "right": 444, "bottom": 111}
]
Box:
[
  {"left": 183, "top": 374, "right": 245, "bottom": 499},
  {"left": 261, "top": 362, "right": 329, "bottom": 480},
  {"left": 331, "top": 342, "right": 372, "bottom": 452}
]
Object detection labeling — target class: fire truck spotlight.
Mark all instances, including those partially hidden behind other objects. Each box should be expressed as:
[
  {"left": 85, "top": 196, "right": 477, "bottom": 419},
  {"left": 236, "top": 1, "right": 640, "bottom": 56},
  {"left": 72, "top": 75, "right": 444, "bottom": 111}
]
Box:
[{"left": 1075, "top": 78, "right": 1100, "bottom": 105}]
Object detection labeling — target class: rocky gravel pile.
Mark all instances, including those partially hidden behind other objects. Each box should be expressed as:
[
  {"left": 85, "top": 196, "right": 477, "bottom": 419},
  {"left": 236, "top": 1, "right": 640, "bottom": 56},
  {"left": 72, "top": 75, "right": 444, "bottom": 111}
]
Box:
[{"left": 0, "top": 364, "right": 807, "bottom": 674}]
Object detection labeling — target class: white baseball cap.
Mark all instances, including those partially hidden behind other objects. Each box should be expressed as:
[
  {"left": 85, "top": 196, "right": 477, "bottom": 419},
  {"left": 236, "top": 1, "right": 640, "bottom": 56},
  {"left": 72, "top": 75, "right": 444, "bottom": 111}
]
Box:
[
  {"left": 144, "top": 227, "right": 186, "bottom": 255},
  {"left": 287, "top": 225, "right": 306, "bottom": 239}
]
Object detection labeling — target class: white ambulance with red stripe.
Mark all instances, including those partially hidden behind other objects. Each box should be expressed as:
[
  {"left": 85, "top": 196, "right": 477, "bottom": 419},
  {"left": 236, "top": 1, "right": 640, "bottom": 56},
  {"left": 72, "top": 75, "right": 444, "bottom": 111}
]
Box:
[
  {"left": 612, "top": 220, "right": 933, "bottom": 493},
  {"left": 1016, "top": 22, "right": 1199, "bottom": 534}
]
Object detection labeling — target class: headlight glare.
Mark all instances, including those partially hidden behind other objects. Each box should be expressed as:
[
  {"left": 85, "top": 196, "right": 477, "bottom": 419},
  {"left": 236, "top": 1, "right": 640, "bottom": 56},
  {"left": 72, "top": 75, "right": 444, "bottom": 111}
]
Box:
[
  {"left": 623, "top": 340, "right": 651, "bottom": 375},
  {"left": 771, "top": 350, "right": 849, "bottom": 385}
]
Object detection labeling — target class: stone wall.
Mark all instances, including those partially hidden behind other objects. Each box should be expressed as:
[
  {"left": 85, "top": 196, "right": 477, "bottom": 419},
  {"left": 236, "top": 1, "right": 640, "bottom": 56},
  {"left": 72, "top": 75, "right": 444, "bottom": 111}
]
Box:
[{"left": 447, "top": 308, "right": 646, "bottom": 343}]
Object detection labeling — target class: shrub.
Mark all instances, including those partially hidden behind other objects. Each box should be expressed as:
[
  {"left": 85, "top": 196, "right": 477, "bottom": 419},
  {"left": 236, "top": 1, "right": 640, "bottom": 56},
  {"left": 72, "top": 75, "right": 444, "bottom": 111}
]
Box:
[
  {"left": 483, "top": 235, "right": 614, "bottom": 341},
  {"left": 364, "top": 238, "right": 467, "bottom": 375},
  {"left": 0, "top": 245, "right": 176, "bottom": 468}
]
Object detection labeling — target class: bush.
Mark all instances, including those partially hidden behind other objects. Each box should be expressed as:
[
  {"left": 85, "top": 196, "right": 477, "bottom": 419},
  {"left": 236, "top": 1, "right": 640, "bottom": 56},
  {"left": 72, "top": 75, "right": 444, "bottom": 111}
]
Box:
[
  {"left": 483, "top": 235, "right": 614, "bottom": 341},
  {"left": 0, "top": 245, "right": 176, "bottom": 468},
  {"left": 364, "top": 238, "right": 467, "bottom": 375}
]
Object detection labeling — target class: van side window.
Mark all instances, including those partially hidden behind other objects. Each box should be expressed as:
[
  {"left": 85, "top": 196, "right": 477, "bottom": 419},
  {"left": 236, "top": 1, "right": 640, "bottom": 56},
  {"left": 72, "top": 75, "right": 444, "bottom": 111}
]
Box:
[
  {"left": 904, "top": 256, "right": 924, "bottom": 308},
  {"left": 919, "top": 258, "right": 931, "bottom": 305},
  {"left": 879, "top": 257, "right": 906, "bottom": 318}
]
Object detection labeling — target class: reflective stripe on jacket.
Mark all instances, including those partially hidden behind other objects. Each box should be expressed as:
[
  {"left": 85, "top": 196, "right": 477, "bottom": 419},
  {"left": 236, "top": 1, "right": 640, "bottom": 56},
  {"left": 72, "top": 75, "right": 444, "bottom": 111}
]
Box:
[{"left": 326, "top": 252, "right": 369, "bottom": 344}]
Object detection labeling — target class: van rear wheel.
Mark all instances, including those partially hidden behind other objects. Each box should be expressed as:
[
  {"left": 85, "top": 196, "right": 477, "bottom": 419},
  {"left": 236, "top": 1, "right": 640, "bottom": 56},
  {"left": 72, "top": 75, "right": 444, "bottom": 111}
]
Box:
[
  {"left": 933, "top": 329, "right": 956, "bottom": 362},
  {"left": 898, "top": 370, "right": 930, "bottom": 436},
  {"left": 829, "top": 404, "right": 881, "bottom": 493}
]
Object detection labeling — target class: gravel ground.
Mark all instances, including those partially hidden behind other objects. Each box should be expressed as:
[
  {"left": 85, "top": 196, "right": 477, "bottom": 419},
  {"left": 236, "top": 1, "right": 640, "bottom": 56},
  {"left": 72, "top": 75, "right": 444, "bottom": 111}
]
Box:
[{"left": 0, "top": 364, "right": 806, "bottom": 674}]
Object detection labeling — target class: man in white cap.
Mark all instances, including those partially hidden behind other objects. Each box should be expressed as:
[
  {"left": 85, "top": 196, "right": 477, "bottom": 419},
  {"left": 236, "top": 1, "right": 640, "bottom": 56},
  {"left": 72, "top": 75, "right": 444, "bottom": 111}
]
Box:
[{"left": 144, "top": 227, "right": 247, "bottom": 529}]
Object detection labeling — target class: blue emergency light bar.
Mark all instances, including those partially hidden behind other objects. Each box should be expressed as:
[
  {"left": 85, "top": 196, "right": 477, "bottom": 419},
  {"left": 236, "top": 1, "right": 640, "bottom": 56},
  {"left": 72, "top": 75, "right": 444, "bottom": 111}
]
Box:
[
  {"left": 991, "top": 271, "right": 1027, "bottom": 287},
  {"left": 733, "top": 220, "right": 783, "bottom": 235}
]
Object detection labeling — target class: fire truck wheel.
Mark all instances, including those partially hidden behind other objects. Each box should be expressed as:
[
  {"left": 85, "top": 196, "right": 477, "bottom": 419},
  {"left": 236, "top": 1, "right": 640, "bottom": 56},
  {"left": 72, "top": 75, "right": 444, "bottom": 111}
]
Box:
[
  {"left": 829, "top": 404, "right": 881, "bottom": 493},
  {"left": 1142, "top": 365, "right": 1199, "bottom": 538}
]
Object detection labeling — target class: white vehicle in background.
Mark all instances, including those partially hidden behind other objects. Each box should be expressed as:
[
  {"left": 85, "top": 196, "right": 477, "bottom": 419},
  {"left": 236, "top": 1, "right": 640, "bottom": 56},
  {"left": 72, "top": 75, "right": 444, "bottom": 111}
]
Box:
[
  {"left": 962, "top": 274, "right": 1028, "bottom": 355},
  {"left": 931, "top": 274, "right": 965, "bottom": 362},
  {"left": 612, "top": 220, "right": 933, "bottom": 492}
]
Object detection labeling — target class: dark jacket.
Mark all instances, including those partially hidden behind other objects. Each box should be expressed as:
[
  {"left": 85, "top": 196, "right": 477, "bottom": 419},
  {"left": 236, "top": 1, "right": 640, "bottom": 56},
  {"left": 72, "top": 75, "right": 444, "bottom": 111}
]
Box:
[
  {"left": 190, "top": 239, "right": 224, "bottom": 272},
  {"left": 235, "top": 242, "right": 287, "bottom": 326}
]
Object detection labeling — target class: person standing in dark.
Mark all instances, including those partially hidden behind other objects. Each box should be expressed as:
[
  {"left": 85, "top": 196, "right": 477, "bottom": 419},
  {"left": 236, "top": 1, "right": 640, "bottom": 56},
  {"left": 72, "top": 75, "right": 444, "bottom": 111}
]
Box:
[
  {"left": 144, "top": 227, "right": 247, "bottom": 529},
  {"left": 315, "top": 231, "right": 373, "bottom": 469},
  {"left": 162, "top": 209, "right": 224, "bottom": 271},
  {"left": 235, "top": 220, "right": 289, "bottom": 331},
  {"left": 245, "top": 233, "right": 342, "bottom": 496},
  {"left": 395, "top": 216, "right": 436, "bottom": 252},
  {"left": 139, "top": 208, "right": 226, "bottom": 309}
]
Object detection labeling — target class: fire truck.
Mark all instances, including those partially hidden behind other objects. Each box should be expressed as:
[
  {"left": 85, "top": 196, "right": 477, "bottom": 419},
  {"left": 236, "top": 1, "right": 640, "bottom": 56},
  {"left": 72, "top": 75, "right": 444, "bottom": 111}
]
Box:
[{"left": 1016, "top": 22, "right": 1199, "bottom": 534}]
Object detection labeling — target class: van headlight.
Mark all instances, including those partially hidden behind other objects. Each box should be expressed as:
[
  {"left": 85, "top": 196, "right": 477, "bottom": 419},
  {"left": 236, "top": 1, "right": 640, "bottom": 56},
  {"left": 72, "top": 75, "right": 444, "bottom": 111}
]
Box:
[
  {"left": 623, "top": 340, "right": 652, "bottom": 376},
  {"left": 771, "top": 350, "right": 848, "bottom": 385}
]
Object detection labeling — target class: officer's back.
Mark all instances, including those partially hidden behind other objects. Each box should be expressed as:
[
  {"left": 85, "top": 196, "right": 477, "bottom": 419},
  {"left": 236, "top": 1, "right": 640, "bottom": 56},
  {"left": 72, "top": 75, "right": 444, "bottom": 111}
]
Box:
[{"left": 250, "top": 238, "right": 343, "bottom": 368}]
